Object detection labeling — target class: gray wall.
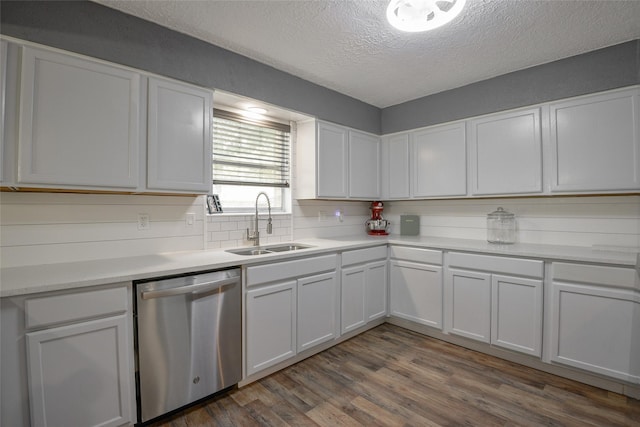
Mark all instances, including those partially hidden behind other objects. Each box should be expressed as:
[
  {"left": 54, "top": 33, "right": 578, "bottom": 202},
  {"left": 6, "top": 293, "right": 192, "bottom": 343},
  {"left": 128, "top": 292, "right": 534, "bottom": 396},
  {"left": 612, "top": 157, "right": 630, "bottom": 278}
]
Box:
[
  {"left": 2, "top": 1, "right": 639, "bottom": 136},
  {"left": 0, "top": 0, "right": 381, "bottom": 134},
  {"left": 382, "top": 40, "right": 640, "bottom": 134}
]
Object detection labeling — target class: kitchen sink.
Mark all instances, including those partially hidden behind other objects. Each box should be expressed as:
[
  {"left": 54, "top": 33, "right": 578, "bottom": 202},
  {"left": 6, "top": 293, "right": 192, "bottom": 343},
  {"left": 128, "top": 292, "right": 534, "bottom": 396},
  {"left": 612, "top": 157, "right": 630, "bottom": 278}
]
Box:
[{"left": 226, "top": 243, "right": 314, "bottom": 256}]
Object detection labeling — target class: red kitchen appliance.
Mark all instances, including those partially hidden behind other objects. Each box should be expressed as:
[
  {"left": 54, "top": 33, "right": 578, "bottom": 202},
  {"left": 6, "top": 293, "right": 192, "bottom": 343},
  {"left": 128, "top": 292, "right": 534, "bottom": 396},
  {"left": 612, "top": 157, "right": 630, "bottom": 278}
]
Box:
[{"left": 366, "top": 201, "right": 390, "bottom": 235}]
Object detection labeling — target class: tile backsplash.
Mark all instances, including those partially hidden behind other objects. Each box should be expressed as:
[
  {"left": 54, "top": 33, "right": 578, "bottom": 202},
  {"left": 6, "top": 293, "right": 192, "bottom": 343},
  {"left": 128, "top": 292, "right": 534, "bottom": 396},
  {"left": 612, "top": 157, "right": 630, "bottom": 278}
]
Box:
[{"left": 206, "top": 213, "right": 292, "bottom": 249}]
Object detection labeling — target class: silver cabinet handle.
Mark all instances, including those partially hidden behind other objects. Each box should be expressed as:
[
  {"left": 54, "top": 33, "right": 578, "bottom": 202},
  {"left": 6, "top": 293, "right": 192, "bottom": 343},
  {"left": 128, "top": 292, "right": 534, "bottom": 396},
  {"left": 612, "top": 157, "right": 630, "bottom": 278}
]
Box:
[{"left": 141, "top": 277, "right": 238, "bottom": 300}]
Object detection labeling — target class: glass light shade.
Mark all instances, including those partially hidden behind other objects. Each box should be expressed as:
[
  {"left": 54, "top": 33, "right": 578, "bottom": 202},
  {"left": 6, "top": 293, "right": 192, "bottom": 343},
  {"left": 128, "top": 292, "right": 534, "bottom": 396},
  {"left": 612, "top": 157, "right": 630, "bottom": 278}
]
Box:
[{"left": 386, "top": 0, "right": 466, "bottom": 32}]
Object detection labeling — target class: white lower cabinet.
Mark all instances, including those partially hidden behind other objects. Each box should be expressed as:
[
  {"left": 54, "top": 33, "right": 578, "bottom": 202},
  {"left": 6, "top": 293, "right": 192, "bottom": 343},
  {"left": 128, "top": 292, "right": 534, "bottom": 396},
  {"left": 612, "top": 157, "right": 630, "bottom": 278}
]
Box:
[
  {"left": 246, "top": 281, "right": 297, "bottom": 376},
  {"left": 0, "top": 283, "right": 134, "bottom": 427},
  {"left": 550, "top": 262, "right": 640, "bottom": 383},
  {"left": 445, "top": 268, "right": 491, "bottom": 342},
  {"left": 444, "top": 252, "right": 544, "bottom": 357},
  {"left": 389, "top": 246, "right": 443, "bottom": 329},
  {"left": 340, "top": 246, "right": 388, "bottom": 334},
  {"left": 245, "top": 254, "right": 338, "bottom": 376},
  {"left": 298, "top": 272, "right": 338, "bottom": 352},
  {"left": 27, "top": 316, "right": 132, "bottom": 427}
]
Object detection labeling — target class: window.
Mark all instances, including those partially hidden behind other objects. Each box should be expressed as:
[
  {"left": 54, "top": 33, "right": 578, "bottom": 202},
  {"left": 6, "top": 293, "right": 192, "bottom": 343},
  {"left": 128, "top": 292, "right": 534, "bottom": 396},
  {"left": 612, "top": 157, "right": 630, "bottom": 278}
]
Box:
[{"left": 212, "top": 109, "right": 291, "bottom": 212}]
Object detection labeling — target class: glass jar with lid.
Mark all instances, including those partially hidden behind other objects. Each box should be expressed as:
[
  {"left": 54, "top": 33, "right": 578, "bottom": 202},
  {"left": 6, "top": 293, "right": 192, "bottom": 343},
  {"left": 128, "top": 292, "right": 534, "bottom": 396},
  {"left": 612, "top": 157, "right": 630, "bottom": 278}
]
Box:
[{"left": 487, "top": 207, "right": 516, "bottom": 244}]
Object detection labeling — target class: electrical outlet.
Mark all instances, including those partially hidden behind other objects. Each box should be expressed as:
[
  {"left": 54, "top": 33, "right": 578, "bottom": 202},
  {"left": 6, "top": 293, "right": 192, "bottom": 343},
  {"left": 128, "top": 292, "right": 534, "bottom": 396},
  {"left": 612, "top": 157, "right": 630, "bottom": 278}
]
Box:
[
  {"left": 138, "top": 214, "right": 150, "bottom": 230},
  {"left": 186, "top": 213, "right": 195, "bottom": 227}
]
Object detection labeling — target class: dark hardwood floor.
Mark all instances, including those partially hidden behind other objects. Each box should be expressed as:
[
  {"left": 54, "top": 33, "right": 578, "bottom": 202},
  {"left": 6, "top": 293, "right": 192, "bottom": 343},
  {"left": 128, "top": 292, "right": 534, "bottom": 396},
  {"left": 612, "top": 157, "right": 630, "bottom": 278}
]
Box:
[{"left": 151, "top": 324, "right": 640, "bottom": 426}]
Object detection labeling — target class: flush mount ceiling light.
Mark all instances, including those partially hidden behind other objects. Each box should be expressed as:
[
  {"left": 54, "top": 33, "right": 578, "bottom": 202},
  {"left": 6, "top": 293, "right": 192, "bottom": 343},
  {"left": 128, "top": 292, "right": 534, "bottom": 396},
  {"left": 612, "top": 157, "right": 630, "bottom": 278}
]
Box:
[{"left": 386, "top": 0, "right": 466, "bottom": 32}]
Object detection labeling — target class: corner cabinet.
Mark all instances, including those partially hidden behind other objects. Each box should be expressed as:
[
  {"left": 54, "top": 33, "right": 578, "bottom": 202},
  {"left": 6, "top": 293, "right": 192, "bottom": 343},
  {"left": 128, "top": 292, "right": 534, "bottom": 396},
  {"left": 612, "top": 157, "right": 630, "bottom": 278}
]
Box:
[
  {"left": 381, "top": 133, "right": 410, "bottom": 199},
  {"left": 147, "top": 77, "right": 212, "bottom": 192},
  {"left": 549, "top": 262, "right": 640, "bottom": 383},
  {"left": 549, "top": 88, "right": 640, "bottom": 193},
  {"left": 17, "top": 46, "right": 140, "bottom": 189},
  {"left": 296, "top": 119, "right": 380, "bottom": 200}
]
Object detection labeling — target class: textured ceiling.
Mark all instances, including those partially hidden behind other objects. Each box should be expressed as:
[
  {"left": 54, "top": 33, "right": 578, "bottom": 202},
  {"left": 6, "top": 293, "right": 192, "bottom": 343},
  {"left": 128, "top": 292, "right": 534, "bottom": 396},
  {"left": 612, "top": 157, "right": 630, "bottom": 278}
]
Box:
[{"left": 94, "top": 0, "right": 640, "bottom": 108}]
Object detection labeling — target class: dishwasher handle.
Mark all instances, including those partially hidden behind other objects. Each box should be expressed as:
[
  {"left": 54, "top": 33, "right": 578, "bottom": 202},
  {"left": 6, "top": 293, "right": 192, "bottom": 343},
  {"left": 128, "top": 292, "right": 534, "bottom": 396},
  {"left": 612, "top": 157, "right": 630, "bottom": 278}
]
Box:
[{"left": 141, "top": 276, "right": 239, "bottom": 300}]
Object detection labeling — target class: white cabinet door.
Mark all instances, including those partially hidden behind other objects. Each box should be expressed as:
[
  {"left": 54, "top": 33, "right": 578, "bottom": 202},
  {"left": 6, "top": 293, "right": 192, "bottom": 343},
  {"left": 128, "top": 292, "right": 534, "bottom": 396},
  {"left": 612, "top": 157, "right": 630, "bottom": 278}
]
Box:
[
  {"left": 147, "top": 77, "right": 212, "bottom": 192},
  {"left": 246, "top": 281, "right": 297, "bottom": 376},
  {"left": 349, "top": 130, "right": 380, "bottom": 199},
  {"left": 317, "top": 121, "right": 348, "bottom": 198},
  {"left": 26, "top": 315, "right": 133, "bottom": 427},
  {"left": 550, "top": 89, "right": 640, "bottom": 192},
  {"left": 341, "top": 265, "right": 366, "bottom": 334},
  {"left": 0, "top": 40, "right": 6, "bottom": 182},
  {"left": 297, "top": 272, "right": 338, "bottom": 352},
  {"left": 366, "top": 260, "right": 388, "bottom": 322},
  {"left": 381, "top": 133, "right": 410, "bottom": 199},
  {"left": 550, "top": 282, "right": 640, "bottom": 383},
  {"left": 445, "top": 268, "right": 491, "bottom": 343},
  {"left": 390, "top": 260, "right": 443, "bottom": 328},
  {"left": 18, "top": 47, "right": 140, "bottom": 188},
  {"left": 469, "top": 108, "right": 542, "bottom": 195},
  {"left": 412, "top": 122, "right": 466, "bottom": 197},
  {"left": 491, "top": 275, "right": 542, "bottom": 357}
]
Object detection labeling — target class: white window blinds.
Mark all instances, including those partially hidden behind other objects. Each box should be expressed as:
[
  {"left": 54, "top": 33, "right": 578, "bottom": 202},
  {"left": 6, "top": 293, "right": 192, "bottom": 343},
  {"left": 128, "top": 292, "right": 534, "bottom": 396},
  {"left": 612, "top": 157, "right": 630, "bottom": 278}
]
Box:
[{"left": 212, "top": 109, "right": 290, "bottom": 188}]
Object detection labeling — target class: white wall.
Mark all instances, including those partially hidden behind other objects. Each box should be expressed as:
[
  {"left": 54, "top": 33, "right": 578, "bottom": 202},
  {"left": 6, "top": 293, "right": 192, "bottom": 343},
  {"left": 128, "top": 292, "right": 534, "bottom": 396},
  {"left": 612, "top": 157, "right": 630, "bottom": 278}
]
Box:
[
  {"left": 2, "top": 192, "right": 638, "bottom": 269},
  {"left": 0, "top": 192, "right": 205, "bottom": 268},
  {"left": 384, "top": 195, "right": 640, "bottom": 249}
]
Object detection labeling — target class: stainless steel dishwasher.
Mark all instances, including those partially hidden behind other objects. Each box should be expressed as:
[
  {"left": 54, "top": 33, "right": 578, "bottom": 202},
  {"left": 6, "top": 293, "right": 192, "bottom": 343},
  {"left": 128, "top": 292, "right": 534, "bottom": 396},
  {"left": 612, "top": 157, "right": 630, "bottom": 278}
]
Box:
[{"left": 134, "top": 268, "right": 241, "bottom": 424}]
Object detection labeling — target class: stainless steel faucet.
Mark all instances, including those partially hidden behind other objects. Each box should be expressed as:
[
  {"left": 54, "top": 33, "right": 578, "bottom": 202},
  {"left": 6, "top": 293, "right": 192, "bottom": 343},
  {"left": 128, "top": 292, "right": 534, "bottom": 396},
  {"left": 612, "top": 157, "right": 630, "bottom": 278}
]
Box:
[{"left": 247, "top": 192, "right": 272, "bottom": 246}]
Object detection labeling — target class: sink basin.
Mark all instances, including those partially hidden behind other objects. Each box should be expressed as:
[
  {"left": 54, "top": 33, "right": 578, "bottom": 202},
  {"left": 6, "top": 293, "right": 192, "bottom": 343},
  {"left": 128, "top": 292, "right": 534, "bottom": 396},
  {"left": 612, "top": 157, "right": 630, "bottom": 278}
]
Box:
[
  {"left": 265, "top": 244, "right": 314, "bottom": 252},
  {"left": 226, "top": 243, "right": 314, "bottom": 256}
]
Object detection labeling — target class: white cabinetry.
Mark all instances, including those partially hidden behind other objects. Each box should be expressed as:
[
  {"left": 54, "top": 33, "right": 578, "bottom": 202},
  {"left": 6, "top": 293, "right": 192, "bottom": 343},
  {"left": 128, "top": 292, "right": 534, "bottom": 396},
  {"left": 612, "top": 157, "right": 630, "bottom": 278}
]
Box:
[
  {"left": 381, "top": 133, "right": 410, "bottom": 199},
  {"left": 445, "top": 252, "right": 543, "bottom": 357},
  {"left": 341, "top": 246, "right": 388, "bottom": 334},
  {"left": 349, "top": 130, "right": 380, "bottom": 198},
  {"left": 549, "top": 262, "right": 640, "bottom": 383},
  {"left": 17, "top": 46, "right": 140, "bottom": 189},
  {"left": 412, "top": 122, "right": 467, "bottom": 198},
  {"left": 297, "top": 272, "right": 338, "bottom": 352},
  {"left": 549, "top": 88, "right": 640, "bottom": 193},
  {"left": 0, "top": 40, "right": 7, "bottom": 182},
  {"left": 0, "top": 284, "right": 134, "bottom": 427},
  {"left": 246, "top": 281, "right": 297, "bottom": 376},
  {"left": 147, "top": 77, "right": 212, "bottom": 192},
  {"left": 245, "top": 254, "right": 337, "bottom": 376},
  {"left": 389, "top": 246, "right": 443, "bottom": 328},
  {"left": 469, "top": 108, "right": 542, "bottom": 195},
  {"left": 296, "top": 120, "right": 379, "bottom": 199}
]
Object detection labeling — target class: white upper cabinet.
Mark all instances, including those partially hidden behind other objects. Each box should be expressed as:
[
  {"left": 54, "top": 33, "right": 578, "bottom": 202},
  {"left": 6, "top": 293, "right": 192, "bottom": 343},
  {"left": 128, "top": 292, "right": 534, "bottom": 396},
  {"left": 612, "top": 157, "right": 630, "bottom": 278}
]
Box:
[
  {"left": 549, "top": 88, "right": 640, "bottom": 193},
  {"left": 381, "top": 133, "right": 410, "bottom": 199},
  {"left": 469, "top": 108, "right": 542, "bottom": 195},
  {"left": 317, "top": 121, "right": 348, "bottom": 198},
  {"left": 412, "top": 122, "right": 467, "bottom": 198},
  {"left": 349, "top": 129, "right": 380, "bottom": 199},
  {"left": 147, "top": 77, "right": 212, "bottom": 193},
  {"left": 17, "top": 46, "right": 140, "bottom": 189},
  {"left": 296, "top": 119, "right": 380, "bottom": 200}
]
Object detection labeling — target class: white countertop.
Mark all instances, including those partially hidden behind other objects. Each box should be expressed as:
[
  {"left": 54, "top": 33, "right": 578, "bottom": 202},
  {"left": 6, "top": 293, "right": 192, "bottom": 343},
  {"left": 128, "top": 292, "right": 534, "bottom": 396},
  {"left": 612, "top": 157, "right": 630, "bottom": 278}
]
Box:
[{"left": 1, "top": 235, "right": 637, "bottom": 297}]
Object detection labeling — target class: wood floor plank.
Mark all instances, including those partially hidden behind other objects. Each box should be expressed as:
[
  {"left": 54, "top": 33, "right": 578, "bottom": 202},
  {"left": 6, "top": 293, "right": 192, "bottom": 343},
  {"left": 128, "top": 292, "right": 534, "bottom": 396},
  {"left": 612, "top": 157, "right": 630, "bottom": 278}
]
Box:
[{"left": 153, "top": 324, "right": 640, "bottom": 426}]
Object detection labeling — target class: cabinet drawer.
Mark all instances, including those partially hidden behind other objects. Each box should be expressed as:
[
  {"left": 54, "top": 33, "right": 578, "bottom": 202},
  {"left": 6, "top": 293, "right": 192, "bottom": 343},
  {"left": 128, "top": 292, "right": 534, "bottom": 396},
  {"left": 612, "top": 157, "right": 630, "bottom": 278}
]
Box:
[
  {"left": 246, "top": 254, "right": 337, "bottom": 287},
  {"left": 341, "top": 246, "right": 387, "bottom": 266},
  {"left": 389, "top": 246, "right": 442, "bottom": 265},
  {"left": 24, "top": 284, "right": 129, "bottom": 329},
  {"left": 553, "top": 262, "right": 638, "bottom": 290},
  {"left": 447, "top": 252, "right": 543, "bottom": 278}
]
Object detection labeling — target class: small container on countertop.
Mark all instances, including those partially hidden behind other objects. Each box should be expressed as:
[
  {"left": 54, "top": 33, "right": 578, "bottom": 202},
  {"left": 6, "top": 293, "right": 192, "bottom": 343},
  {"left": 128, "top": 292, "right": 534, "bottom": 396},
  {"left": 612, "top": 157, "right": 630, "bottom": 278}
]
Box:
[{"left": 487, "top": 207, "right": 516, "bottom": 244}]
